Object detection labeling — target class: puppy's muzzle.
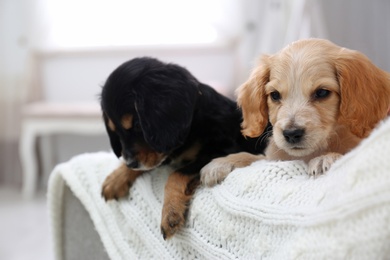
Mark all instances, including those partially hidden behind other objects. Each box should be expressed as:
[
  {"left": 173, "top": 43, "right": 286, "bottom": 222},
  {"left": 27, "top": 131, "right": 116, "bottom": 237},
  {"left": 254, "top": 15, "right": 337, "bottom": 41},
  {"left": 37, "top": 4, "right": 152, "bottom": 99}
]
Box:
[
  {"left": 283, "top": 128, "right": 305, "bottom": 144},
  {"left": 122, "top": 156, "right": 139, "bottom": 169},
  {"left": 126, "top": 160, "right": 139, "bottom": 169}
]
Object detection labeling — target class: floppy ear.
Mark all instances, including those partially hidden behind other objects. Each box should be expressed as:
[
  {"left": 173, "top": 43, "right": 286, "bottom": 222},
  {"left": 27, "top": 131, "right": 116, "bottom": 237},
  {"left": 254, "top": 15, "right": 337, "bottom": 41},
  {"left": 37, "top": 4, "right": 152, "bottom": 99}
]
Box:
[
  {"left": 236, "top": 55, "right": 271, "bottom": 138},
  {"left": 335, "top": 49, "right": 390, "bottom": 138},
  {"left": 134, "top": 86, "right": 197, "bottom": 153},
  {"left": 103, "top": 113, "right": 122, "bottom": 158}
]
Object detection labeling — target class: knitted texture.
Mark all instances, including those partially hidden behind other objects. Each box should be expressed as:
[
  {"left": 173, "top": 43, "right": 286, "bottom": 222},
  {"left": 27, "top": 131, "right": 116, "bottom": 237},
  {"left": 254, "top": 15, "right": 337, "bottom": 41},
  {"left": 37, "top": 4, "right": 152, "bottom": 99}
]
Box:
[{"left": 48, "top": 118, "right": 390, "bottom": 259}]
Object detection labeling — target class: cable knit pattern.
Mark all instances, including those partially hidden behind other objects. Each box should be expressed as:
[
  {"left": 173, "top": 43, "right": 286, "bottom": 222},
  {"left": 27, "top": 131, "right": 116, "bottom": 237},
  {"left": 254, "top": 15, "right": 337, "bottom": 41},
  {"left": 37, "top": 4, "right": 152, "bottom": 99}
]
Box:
[{"left": 48, "top": 118, "right": 390, "bottom": 259}]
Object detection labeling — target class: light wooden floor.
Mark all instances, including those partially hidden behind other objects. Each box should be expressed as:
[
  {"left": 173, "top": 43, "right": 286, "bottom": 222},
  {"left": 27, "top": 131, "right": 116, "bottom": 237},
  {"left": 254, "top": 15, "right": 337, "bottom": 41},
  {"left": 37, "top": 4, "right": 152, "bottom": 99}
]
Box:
[{"left": 0, "top": 186, "right": 53, "bottom": 260}]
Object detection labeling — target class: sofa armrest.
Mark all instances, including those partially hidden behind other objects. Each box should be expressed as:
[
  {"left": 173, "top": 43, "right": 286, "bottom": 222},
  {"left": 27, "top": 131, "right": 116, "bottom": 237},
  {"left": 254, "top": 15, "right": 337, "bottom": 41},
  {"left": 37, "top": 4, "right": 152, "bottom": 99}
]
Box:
[{"left": 62, "top": 185, "right": 109, "bottom": 260}]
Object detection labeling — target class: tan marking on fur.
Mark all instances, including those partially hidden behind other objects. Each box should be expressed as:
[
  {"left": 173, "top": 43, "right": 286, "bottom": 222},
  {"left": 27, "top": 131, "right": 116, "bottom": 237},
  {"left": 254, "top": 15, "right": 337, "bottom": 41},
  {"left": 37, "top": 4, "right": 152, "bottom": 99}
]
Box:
[
  {"left": 174, "top": 142, "right": 202, "bottom": 164},
  {"left": 121, "top": 114, "right": 133, "bottom": 130},
  {"left": 161, "top": 172, "right": 199, "bottom": 239},
  {"left": 101, "top": 162, "right": 144, "bottom": 200},
  {"left": 136, "top": 148, "right": 166, "bottom": 169},
  {"left": 108, "top": 118, "right": 116, "bottom": 132}
]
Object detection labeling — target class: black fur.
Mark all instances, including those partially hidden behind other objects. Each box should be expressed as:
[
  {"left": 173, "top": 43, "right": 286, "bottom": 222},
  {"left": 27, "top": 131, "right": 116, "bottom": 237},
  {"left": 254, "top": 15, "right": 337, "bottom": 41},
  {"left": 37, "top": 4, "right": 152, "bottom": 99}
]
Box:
[
  {"left": 101, "top": 57, "right": 268, "bottom": 175},
  {"left": 101, "top": 57, "right": 270, "bottom": 238}
]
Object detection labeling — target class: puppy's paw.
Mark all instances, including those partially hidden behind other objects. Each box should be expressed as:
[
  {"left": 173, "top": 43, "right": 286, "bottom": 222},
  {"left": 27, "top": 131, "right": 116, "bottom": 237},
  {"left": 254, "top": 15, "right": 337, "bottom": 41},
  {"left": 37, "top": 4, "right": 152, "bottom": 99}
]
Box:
[
  {"left": 201, "top": 152, "right": 263, "bottom": 187},
  {"left": 102, "top": 169, "right": 132, "bottom": 201},
  {"left": 308, "top": 153, "right": 342, "bottom": 176},
  {"left": 200, "top": 158, "right": 234, "bottom": 187},
  {"left": 160, "top": 204, "right": 186, "bottom": 240},
  {"left": 101, "top": 164, "right": 143, "bottom": 201},
  {"left": 161, "top": 172, "right": 197, "bottom": 240}
]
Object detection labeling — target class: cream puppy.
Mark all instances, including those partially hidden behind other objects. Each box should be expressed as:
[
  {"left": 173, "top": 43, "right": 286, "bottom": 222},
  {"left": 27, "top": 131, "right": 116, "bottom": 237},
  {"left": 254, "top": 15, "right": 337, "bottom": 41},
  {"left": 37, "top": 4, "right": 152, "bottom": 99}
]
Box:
[{"left": 201, "top": 39, "right": 390, "bottom": 186}]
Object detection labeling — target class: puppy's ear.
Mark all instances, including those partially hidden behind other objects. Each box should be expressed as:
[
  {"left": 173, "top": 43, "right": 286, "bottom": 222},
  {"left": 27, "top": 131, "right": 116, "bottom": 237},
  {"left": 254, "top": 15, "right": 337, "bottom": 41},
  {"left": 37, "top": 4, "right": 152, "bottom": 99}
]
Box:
[
  {"left": 236, "top": 55, "right": 271, "bottom": 138},
  {"left": 135, "top": 86, "right": 197, "bottom": 153},
  {"left": 335, "top": 49, "right": 390, "bottom": 138},
  {"left": 103, "top": 113, "right": 122, "bottom": 158}
]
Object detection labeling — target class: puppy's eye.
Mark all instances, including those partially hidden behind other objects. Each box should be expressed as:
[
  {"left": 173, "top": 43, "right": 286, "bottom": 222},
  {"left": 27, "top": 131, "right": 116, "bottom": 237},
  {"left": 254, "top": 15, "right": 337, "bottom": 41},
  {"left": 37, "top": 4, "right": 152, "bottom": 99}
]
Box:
[
  {"left": 314, "top": 88, "right": 331, "bottom": 100},
  {"left": 270, "top": 91, "right": 281, "bottom": 102}
]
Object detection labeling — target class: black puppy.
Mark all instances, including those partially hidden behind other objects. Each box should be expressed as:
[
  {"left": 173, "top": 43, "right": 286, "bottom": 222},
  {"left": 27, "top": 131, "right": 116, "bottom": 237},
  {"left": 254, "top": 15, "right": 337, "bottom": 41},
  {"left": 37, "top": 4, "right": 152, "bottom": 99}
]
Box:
[{"left": 100, "top": 57, "right": 268, "bottom": 239}]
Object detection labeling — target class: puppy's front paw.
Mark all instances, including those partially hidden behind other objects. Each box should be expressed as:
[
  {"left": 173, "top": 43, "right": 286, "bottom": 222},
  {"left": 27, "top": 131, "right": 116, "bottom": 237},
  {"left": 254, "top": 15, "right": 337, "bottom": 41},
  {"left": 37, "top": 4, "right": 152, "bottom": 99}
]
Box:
[
  {"left": 308, "top": 153, "right": 342, "bottom": 176},
  {"left": 101, "top": 163, "right": 143, "bottom": 201},
  {"left": 161, "top": 204, "right": 186, "bottom": 240},
  {"left": 201, "top": 152, "right": 263, "bottom": 187},
  {"left": 161, "top": 172, "right": 198, "bottom": 240},
  {"left": 200, "top": 158, "right": 234, "bottom": 187}
]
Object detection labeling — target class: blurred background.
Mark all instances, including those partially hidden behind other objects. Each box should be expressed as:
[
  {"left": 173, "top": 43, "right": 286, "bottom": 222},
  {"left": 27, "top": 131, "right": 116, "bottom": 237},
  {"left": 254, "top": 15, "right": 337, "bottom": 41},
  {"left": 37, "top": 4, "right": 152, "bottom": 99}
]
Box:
[{"left": 0, "top": 0, "right": 389, "bottom": 259}]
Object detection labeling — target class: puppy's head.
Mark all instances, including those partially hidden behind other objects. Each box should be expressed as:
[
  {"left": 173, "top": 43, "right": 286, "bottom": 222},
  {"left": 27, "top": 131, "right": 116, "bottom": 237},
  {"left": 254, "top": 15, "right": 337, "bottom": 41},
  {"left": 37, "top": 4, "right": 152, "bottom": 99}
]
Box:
[
  {"left": 101, "top": 57, "right": 199, "bottom": 170},
  {"left": 238, "top": 38, "right": 390, "bottom": 157}
]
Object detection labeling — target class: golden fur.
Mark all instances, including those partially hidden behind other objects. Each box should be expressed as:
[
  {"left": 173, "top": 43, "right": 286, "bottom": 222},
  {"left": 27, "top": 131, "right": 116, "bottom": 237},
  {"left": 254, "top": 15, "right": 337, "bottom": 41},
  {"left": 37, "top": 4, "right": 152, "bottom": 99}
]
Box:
[{"left": 201, "top": 39, "right": 390, "bottom": 186}]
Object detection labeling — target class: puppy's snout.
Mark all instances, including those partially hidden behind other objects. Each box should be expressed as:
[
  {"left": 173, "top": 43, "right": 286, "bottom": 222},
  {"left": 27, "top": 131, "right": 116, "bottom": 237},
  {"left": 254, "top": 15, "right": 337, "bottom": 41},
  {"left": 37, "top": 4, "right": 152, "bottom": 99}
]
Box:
[
  {"left": 283, "top": 129, "right": 305, "bottom": 144},
  {"left": 126, "top": 160, "right": 139, "bottom": 169},
  {"left": 122, "top": 150, "right": 139, "bottom": 169}
]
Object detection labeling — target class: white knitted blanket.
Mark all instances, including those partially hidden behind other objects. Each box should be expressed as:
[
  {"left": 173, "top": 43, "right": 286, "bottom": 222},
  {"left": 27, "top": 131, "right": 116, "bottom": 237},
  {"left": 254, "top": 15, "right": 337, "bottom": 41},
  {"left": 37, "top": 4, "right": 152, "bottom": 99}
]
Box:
[{"left": 48, "top": 118, "right": 390, "bottom": 259}]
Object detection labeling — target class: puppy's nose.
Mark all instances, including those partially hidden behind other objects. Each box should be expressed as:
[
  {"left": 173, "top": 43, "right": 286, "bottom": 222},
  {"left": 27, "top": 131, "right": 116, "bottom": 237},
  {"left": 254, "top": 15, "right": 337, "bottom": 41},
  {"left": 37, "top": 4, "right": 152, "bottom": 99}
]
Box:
[
  {"left": 283, "top": 129, "right": 305, "bottom": 144},
  {"left": 126, "top": 160, "right": 139, "bottom": 169}
]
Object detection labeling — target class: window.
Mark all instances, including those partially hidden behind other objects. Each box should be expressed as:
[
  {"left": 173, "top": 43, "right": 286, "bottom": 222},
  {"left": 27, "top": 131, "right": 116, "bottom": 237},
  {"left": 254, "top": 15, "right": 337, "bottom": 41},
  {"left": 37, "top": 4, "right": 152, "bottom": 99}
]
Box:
[{"left": 40, "top": 0, "right": 242, "bottom": 49}]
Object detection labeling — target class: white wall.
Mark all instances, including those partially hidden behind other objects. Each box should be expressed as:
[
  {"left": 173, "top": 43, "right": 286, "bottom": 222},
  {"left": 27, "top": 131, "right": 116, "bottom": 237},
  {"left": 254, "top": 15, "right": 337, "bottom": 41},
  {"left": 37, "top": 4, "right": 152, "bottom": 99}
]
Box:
[
  {"left": 39, "top": 43, "right": 238, "bottom": 103},
  {"left": 0, "top": 0, "right": 31, "bottom": 185},
  {"left": 320, "top": 0, "right": 390, "bottom": 71},
  {"left": 0, "top": 0, "right": 30, "bottom": 140}
]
